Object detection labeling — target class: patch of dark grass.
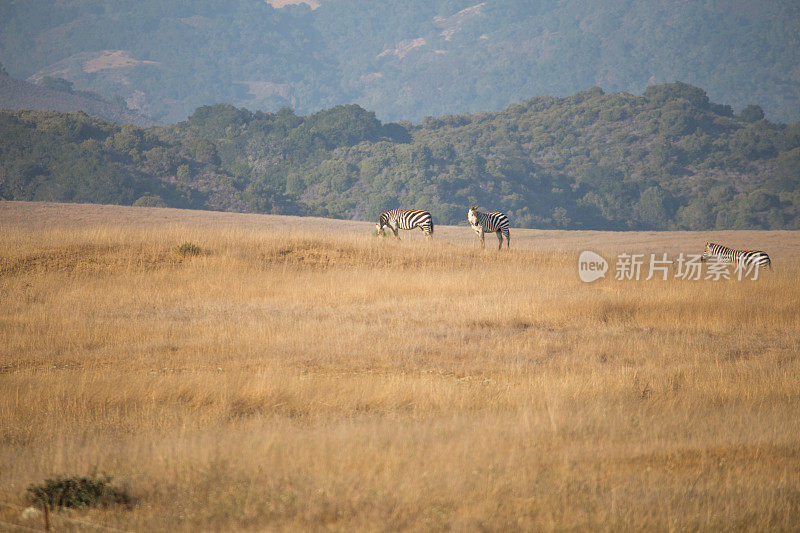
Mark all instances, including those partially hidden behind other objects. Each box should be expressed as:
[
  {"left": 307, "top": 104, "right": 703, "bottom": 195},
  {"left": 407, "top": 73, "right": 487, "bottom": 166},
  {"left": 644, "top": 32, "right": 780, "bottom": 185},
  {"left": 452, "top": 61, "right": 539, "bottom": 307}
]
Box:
[{"left": 175, "top": 241, "right": 202, "bottom": 257}]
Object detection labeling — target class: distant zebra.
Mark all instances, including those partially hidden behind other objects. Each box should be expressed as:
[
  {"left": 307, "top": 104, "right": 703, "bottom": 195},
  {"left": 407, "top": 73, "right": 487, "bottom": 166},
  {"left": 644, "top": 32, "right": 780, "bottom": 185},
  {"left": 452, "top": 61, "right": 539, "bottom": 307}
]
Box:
[
  {"left": 701, "top": 241, "right": 771, "bottom": 269},
  {"left": 468, "top": 206, "right": 510, "bottom": 249},
  {"left": 376, "top": 209, "right": 434, "bottom": 240}
]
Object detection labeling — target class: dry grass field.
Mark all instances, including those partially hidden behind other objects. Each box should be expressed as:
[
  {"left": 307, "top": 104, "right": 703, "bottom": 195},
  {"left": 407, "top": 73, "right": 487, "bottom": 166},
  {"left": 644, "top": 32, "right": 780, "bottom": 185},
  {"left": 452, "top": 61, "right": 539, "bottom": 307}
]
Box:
[{"left": 1, "top": 201, "right": 799, "bottom": 531}]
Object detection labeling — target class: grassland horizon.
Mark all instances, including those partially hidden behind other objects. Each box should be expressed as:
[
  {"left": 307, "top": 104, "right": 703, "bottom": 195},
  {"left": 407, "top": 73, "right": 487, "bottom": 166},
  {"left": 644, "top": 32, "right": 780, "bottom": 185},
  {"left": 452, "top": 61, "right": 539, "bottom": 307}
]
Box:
[{"left": 1, "top": 201, "right": 799, "bottom": 531}]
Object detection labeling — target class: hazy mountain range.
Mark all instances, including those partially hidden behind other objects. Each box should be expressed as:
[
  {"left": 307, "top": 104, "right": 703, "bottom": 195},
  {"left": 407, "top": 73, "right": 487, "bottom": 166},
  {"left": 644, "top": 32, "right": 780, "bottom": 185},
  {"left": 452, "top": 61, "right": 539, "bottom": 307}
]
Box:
[
  {"left": 0, "top": 66, "right": 154, "bottom": 126},
  {"left": 1, "top": 0, "right": 798, "bottom": 124}
]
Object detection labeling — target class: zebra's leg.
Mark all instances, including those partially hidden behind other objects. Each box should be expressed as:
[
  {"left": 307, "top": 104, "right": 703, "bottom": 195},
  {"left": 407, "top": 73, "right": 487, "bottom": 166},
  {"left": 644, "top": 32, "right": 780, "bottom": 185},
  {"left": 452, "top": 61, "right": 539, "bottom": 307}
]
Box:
[
  {"left": 471, "top": 226, "right": 483, "bottom": 248},
  {"left": 496, "top": 230, "right": 503, "bottom": 250},
  {"left": 506, "top": 230, "right": 510, "bottom": 249},
  {"left": 392, "top": 226, "right": 400, "bottom": 240}
]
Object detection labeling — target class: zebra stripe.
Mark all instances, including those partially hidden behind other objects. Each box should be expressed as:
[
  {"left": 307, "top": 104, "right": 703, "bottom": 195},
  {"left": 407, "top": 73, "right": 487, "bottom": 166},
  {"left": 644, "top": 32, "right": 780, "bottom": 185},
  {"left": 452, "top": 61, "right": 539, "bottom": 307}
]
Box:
[
  {"left": 376, "top": 209, "right": 434, "bottom": 239},
  {"left": 701, "top": 242, "right": 771, "bottom": 269},
  {"left": 468, "top": 206, "right": 510, "bottom": 249}
]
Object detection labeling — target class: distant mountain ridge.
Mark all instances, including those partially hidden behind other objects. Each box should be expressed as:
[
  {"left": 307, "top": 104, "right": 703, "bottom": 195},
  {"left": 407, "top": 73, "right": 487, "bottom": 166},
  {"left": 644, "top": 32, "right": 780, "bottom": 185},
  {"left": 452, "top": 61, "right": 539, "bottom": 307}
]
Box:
[
  {"left": 0, "top": 0, "right": 797, "bottom": 123},
  {"left": 0, "top": 66, "right": 155, "bottom": 127}
]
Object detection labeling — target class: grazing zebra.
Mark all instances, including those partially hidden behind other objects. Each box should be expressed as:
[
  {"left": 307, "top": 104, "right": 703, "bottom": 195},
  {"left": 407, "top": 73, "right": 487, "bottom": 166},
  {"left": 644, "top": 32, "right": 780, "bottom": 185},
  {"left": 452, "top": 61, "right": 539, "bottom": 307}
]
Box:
[
  {"left": 376, "top": 209, "right": 434, "bottom": 240},
  {"left": 468, "top": 206, "right": 510, "bottom": 249},
  {"left": 701, "top": 242, "right": 771, "bottom": 269}
]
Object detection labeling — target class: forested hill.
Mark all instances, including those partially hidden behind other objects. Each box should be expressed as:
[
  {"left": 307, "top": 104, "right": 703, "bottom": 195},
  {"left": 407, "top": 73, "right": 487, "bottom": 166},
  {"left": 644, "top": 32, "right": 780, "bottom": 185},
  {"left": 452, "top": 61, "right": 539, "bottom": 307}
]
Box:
[
  {"left": 1, "top": 84, "right": 799, "bottom": 230},
  {"left": 0, "top": 0, "right": 798, "bottom": 123}
]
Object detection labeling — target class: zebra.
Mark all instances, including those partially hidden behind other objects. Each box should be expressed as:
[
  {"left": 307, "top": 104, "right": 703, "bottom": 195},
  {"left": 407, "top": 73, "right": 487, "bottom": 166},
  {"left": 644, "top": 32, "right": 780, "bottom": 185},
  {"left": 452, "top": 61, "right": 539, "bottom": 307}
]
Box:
[
  {"left": 468, "top": 206, "right": 510, "bottom": 249},
  {"left": 701, "top": 241, "right": 771, "bottom": 269},
  {"left": 376, "top": 209, "right": 434, "bottom": 240}
]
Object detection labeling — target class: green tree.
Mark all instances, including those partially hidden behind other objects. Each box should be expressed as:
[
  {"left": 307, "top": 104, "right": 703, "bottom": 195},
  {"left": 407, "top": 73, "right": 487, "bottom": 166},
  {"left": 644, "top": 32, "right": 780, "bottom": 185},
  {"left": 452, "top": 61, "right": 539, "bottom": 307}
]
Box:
[
  {"left": 738, "top": 105, "right": 765, "bottom": 123},
  {"left": 638, "top": 186, "right": 669, "bottom": 228}
]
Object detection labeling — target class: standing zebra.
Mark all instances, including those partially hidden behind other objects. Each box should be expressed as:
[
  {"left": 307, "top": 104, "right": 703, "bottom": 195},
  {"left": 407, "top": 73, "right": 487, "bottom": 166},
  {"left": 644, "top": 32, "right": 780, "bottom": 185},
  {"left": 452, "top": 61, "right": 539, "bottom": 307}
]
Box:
[
  {"left": 376, "top": 209, "right": 434, "bottom": 240},
  {"left": 468, "top": 206, "right": 510, "bottom": 249},
  {"left": 701, "top": 242, "right": 771, "bottom": 269}
]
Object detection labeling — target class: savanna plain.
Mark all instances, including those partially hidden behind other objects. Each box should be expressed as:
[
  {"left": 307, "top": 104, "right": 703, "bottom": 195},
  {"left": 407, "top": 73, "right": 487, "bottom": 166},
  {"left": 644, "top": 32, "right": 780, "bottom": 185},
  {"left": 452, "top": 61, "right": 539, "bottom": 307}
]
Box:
[{"left": 1, "top": 201, "right": 799, "bottom": 531}]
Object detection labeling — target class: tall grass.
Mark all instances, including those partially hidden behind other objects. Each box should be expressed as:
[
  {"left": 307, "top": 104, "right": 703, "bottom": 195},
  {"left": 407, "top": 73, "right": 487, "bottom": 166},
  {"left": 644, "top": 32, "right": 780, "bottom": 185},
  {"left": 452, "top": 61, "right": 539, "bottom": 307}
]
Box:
[{"left": 1, "top": 202, "right": 799, "bottom": 531}]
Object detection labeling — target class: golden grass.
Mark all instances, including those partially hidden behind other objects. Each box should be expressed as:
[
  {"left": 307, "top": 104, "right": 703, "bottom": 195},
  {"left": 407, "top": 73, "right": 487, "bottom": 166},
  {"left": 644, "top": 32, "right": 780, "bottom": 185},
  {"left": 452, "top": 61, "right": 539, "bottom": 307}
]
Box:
[{"left": 1, "top": 201, "right": 800, "bottom": 531}]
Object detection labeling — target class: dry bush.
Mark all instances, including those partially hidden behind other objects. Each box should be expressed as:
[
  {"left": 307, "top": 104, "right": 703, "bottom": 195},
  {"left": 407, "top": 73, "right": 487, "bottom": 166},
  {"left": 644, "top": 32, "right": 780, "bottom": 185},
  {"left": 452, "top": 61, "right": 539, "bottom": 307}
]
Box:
[{"left": 1, "top": 202, "right": 799, "bottom": 531}]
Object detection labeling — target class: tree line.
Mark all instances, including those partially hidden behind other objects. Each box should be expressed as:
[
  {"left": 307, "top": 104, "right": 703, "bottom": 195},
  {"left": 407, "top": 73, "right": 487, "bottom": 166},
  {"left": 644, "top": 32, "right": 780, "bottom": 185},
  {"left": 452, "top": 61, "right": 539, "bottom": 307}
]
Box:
[{"left": 1, "top": 83, "right": 799, "bottom": 230}]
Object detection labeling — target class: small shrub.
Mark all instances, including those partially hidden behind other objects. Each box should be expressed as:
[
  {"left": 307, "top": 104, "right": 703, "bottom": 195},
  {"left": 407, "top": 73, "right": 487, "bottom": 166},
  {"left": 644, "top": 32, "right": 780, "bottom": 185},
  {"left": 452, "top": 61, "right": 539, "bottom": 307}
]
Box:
[
  {"left": 175, "top": 241, "right": 202, "bottom": 256},
  {"left": 133, "top": 194, "right": 167, "bottom": 208},
  {"left": 26, "top": 474, "right": 130, "bottom": 510}
]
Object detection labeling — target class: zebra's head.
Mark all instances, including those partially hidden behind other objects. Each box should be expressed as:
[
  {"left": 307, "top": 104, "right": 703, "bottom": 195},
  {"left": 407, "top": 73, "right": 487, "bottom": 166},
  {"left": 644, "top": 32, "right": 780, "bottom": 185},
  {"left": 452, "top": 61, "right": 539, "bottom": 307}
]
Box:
[
  {"left": 701, "top": 241, "right": 714, "bottom": 262},
  {"left": 468, "top": 205, "right": 478, "bottom": 226},
  {"left": 375, "top": 222, "right": 385, "bottom": 237}
]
